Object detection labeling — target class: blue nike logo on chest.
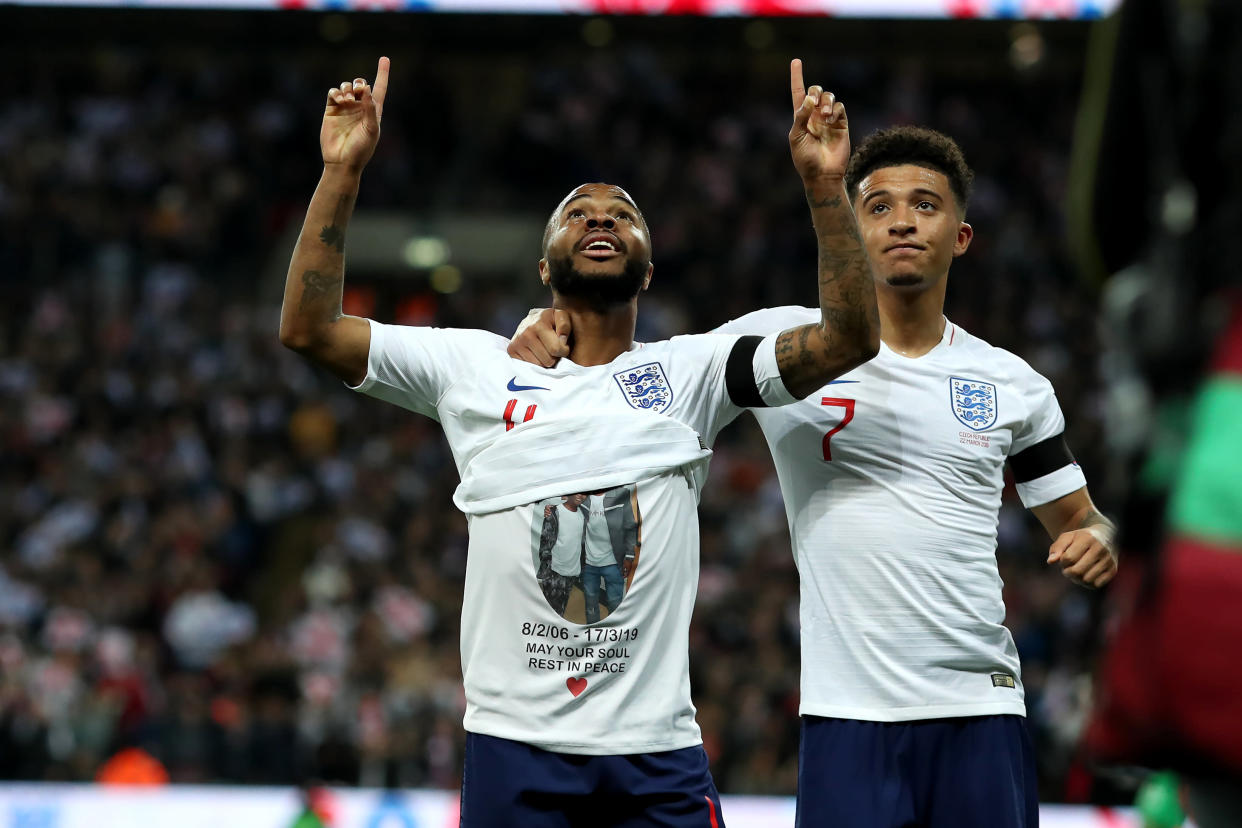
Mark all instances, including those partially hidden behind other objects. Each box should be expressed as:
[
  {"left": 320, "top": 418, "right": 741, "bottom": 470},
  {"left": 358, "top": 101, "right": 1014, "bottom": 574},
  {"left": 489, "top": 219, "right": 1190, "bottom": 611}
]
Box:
[{"left": 507, "top": 377, "right": 550, "bottom": 392}]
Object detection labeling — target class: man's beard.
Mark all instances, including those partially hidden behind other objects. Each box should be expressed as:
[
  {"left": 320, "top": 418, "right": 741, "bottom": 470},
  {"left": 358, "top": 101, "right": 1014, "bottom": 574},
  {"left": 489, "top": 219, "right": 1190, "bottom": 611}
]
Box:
[{"left": 546, "top": 255, "right": 649, "bottom": 310}]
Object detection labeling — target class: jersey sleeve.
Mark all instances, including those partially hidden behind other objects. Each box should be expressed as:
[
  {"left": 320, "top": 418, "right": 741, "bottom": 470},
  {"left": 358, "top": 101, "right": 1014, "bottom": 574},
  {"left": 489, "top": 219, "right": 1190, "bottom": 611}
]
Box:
[
  {"left": 348, "top": 319, "right": 507, "bottom": 421},
  {"left": 1007, "top": 367, "right": 1087, "bottom": 508},
  {"left": 724, "top": 334, "right": 798, "bottom": 409},
  {"left": 671, "top": 333, "right": 799, "bottom": 444}
]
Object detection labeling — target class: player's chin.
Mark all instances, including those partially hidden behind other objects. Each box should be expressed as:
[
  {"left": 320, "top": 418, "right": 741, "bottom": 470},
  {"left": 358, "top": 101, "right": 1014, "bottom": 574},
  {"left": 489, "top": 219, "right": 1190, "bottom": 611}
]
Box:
[
  {"left": 883, "top": 272, "right": 926, "bottom": 289},
  {"left": 574, "top": 254, "right": 629, "bottom": 274}
]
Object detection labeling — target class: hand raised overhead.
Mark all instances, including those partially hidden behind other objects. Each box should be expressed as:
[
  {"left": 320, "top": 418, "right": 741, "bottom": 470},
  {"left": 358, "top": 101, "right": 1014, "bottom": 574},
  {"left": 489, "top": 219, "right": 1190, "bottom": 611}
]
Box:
[
  {"left": 322, "top": 56, "right": 390, "bottom": 173},
  {"left": 788, "top": 58, "right": 850, "bottom": 183}
]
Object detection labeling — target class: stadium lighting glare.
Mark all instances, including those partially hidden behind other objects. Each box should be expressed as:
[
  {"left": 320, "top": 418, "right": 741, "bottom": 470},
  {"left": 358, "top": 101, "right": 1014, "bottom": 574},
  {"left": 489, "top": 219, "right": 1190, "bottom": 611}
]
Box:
[
  {"left": 430, "top": 265, "right": 464, "bottom": 294},
  {"left": 402, "top": 237, "right": 450, "bottom": 270}
]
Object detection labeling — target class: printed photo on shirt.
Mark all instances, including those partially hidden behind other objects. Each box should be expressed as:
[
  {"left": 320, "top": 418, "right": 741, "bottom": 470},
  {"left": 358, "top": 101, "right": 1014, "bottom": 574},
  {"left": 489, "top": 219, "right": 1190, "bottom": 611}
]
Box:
[{"left": 532, "top": 484, "right": 641, "bottom": 624}]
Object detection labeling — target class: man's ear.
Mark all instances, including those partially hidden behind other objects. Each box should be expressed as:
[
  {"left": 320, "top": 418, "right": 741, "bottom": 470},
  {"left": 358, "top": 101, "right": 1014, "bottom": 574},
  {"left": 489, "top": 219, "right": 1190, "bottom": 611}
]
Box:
[
  {"left": 954, "top": 223, "right": 974, "bottom": 257},
  {"left": 642, "top": 262, "right": 654, "bottom": 291},
  {"left": 538, "top": 258, "right": 550, "bottom": 286}
]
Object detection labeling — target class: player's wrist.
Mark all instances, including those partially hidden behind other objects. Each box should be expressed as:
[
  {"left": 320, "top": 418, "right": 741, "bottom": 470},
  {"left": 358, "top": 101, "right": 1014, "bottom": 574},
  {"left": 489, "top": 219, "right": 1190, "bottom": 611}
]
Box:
[
  {"left": 802, "top": 174, "right": 849, "bottom": 203},
  {"left": 322, "top": 161, "right": 367, "bottom": 183}
]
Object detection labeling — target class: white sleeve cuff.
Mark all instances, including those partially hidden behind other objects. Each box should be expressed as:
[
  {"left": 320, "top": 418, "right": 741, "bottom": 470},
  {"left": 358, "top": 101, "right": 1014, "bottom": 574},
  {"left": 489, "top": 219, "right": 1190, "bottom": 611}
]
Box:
[
  {"left": 1016, "top": 463, "right": 1087, "bottom": 508},
  {"left": 753, "top": 333, "right": 798, "bottom": 407},
  {"left": 344, "top": 317, "right": 379, "bottom": 392}
]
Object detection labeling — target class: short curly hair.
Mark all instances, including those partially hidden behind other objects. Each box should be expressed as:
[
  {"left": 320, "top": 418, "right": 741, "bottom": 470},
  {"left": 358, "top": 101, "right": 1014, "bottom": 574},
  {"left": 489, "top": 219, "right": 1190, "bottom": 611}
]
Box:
[{"left": 844, "top": 126, "right": 974, "bottom": 215}]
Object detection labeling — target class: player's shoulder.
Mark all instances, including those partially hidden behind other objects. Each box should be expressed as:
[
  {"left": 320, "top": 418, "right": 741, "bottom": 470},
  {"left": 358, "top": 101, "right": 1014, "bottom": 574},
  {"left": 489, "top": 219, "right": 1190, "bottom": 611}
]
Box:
[
  {"left": 376, "top": 321, "right": 509, "bottom": 351},
  {"left": 629, "top": 333, "right": 732, "bottom": 369},
  {"left": 652, "top": 331, "right": 738, "bottom": 351},
  {"left": 712, "top": 305, "right": 819, "bottom": 336},
  {"left": 949, "top": 322, "right": 1049, "bottom": 389},
  {"left": 430, "top": 325, "right": 511, "bottom": 347}
]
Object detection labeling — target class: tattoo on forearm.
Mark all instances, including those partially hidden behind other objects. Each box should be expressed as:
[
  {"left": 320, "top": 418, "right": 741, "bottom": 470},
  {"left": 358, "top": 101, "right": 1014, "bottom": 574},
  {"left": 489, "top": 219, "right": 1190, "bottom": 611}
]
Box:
[
  {"left": 298, "top": 269, "right": 343, "bottom": 316},
  {"left": 774, "top": 192, "right": 879, "bottom": 397},
  {"left": 817, "top": 245, "right": 854, "bottom": 285},
  {"left": 806, "top": 193, "right": 842, "bottom": 209},
  {"left": 318, "top": 194, "right": 354, "bottom": 253},
  {"left": 319, "top": 225, "right": 345, "bottom": 252},
  {"left": 796, "top": 326, "right": 816, "bottom": 367},
  {"left": 775, "top": 329, "right": 794, "bottom": 359},
  {"left": 776, "top": 324, "right": 829, "bottom": 381}
]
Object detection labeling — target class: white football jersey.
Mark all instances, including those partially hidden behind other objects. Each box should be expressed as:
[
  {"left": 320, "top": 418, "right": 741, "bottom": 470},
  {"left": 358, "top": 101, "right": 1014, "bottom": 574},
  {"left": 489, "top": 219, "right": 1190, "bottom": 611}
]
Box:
[
  {"left": 351, "top": 318, "right": 791, "bottom": 753},
  {"left": 716, "top": 307, "right": 1086, "bottom": 721}
]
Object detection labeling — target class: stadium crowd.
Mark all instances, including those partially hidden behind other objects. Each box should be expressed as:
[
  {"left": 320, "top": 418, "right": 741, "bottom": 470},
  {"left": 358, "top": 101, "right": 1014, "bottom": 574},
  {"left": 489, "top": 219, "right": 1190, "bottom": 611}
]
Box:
[{"left": 0, "top": 33, "right": 1113, "bottom": 799}]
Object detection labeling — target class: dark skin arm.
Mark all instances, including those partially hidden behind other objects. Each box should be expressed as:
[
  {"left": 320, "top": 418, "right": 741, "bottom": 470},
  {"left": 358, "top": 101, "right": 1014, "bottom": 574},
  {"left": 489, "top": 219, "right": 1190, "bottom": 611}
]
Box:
[
  {"left": 775, "top": 59, "right": 879, "bottom": 398},
  {"left": 279, "top": 58, "right": 391, "bottom": 386}
]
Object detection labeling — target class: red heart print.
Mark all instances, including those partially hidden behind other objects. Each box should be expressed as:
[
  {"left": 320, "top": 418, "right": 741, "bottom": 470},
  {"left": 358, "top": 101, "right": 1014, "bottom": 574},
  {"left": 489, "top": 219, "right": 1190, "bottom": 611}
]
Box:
[{"left": 566, "top": 677, "right": 587, "bottom": 697}]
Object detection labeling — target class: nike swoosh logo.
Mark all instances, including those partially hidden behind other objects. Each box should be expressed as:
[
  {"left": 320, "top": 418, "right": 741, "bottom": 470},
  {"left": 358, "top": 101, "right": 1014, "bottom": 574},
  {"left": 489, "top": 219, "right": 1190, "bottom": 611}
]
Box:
[
  {"left": 827, "top": 380, "right": 859, "bottom": 385},
  {"left": 507, "top": 377, "right": 550, "bottom": 392}
]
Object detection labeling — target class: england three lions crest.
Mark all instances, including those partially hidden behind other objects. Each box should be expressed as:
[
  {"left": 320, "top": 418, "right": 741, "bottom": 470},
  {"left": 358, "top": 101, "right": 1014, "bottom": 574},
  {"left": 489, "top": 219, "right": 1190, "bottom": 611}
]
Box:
[
  {"left": 614, "top": 362, "right": 673, "bottom": 413},
  {"left": 949, "top": 376, "right": 997, "bottom": 431}
]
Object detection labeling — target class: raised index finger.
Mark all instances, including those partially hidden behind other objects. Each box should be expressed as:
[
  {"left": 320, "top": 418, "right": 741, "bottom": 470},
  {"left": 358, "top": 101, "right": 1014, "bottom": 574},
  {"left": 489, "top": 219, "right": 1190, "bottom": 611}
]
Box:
[
  {"left": 372, "top": 56, "right": 391, "bottom": 119},
  {"left": 791, "top": 58, "right": 806, "bottom": 112}
]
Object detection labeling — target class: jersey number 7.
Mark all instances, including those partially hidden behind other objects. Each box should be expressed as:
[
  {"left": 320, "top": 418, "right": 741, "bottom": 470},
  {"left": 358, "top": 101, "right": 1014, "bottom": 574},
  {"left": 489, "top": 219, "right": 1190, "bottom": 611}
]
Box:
[{"left": 820, "top": 397, "right": 855, "bottom": 461}]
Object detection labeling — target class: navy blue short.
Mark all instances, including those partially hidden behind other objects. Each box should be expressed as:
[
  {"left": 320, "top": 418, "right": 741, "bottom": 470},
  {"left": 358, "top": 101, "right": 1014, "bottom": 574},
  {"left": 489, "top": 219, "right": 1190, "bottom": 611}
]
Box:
[
  {"left": 796, "top": 714, "right": 1038, "bottom": 828},
  {"left": 460, "top": 732, "right": 725, "bottom": 828}
]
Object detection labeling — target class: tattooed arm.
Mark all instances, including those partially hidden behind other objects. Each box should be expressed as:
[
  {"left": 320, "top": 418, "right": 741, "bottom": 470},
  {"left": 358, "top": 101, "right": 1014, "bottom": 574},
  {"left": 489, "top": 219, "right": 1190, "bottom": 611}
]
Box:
[
  {"left": 279, "top": 58, "right": 390, "bottom": 386},
  {"left": 279, "top": 176, "right": 371, "bottom": 384},
  {"left": 1031, "top": 487, "right": 1120, "bottom": 588},
  {"left": 773, "top": 184, "right": 878, "bottom": 398},
  {"left": 773, "top": 60, "right": 880, "bottom": 399}
]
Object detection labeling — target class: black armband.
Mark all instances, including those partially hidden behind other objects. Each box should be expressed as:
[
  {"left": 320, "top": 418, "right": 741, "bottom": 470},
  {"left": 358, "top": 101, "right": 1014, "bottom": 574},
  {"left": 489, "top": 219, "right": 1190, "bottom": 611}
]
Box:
[
  {"left": 1008, "top": 434, "right": 1076, "bottom": 483},
  {"left": 725, "top": 335, "right": 767, "bottom": 409}
]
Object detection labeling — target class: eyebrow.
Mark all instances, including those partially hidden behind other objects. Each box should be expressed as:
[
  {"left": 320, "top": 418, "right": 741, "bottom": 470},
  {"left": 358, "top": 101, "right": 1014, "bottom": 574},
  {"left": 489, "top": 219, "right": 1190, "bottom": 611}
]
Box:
[
  {"left": 862, "top": 187, "right": 945, "bottom": 206},
  {"left": 563, "top": 192, "right": 640, "bottom": 212}
]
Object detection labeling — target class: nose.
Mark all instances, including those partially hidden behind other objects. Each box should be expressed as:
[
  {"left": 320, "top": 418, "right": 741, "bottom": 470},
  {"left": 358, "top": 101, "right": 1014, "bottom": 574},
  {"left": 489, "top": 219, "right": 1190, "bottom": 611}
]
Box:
[
  {"left": 887, "top": 207, "right": 916, "bottom": 236},
  {"left": 586, "top": 212, "right": 615, "bottom": 230}
]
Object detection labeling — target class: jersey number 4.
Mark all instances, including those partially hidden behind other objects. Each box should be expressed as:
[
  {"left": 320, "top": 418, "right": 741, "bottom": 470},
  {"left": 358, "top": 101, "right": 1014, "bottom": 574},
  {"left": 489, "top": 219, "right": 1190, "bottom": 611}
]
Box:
[
  {"left": 503, "top": 398, "right": 537, "bottom": 431},
  {"left": 821, "top": 397, "right": 855, "bottom": 461}
]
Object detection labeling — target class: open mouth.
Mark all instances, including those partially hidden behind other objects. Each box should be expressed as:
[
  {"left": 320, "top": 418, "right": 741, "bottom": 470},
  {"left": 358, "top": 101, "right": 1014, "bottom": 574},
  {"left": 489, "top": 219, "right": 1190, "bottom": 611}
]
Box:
[{"left": 579, "top": 233, "right": 623, "bottom": 260}]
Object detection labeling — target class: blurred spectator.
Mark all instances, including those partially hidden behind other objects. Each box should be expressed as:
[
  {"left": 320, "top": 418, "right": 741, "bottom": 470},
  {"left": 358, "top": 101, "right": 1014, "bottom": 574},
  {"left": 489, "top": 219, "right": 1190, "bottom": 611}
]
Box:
[{"left": 1071, "top": 0, "right": 1242, "bottom": 821}]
